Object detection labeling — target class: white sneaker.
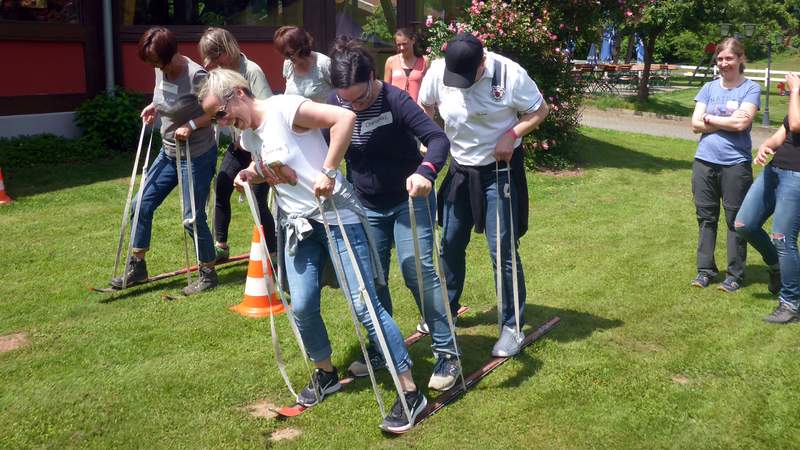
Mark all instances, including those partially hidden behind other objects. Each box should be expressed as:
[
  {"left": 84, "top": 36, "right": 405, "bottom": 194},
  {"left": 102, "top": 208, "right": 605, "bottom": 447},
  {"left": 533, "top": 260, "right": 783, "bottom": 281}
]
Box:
[{"left": 491, "top": 326, "right": 525, "bottom": 357}]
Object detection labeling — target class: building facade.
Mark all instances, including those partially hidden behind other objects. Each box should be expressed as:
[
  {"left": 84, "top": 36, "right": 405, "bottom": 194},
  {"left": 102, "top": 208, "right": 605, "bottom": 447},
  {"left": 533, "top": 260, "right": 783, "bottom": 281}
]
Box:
[{"left": 0, "top": 0, "right": 468, "bottom": 138}]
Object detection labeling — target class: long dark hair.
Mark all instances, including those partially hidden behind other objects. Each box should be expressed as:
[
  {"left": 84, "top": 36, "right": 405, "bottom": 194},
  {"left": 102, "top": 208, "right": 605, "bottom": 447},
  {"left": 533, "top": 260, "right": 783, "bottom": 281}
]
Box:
[
  {"left": 395, "top": 27, "right": 423, "bottom": 58},
  {"left": 329, "top": 36, "right": 375, "bottom": 89}
]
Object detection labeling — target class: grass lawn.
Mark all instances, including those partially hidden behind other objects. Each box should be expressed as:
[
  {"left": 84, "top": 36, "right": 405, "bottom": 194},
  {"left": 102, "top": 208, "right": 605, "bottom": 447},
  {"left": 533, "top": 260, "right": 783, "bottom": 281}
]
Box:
[
  {"left": 587, "top": 83, "right": 789, "bottom": 127},
  {"left": 2, "top": 128, "right": 799, "bottom": 449}
]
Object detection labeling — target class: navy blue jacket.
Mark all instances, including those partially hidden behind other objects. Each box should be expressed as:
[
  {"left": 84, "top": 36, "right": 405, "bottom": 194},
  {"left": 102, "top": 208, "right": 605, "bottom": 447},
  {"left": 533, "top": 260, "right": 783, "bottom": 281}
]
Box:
[{"left": 328, "top": 83, "right": 450, "bottom": 210}]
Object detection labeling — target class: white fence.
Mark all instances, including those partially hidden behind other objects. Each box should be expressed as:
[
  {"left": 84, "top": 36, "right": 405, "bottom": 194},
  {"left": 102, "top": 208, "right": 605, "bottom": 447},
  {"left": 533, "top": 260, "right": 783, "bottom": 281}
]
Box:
[{"left": 677, "top": 65, "right": 790, "bottom": 87}]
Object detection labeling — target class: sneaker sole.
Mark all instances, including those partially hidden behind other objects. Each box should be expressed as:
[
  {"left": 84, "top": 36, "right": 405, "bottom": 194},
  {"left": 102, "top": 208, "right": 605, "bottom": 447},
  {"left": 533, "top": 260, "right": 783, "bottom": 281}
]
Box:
[
  {"left": 428, "top": 374, "right": 458, "bottom": 392},
  {"left": 716, "top": 285, "right": 739, "bottom": 293},
  {"left": 690, "top": 282, "right": 707, "bottom": 288},
  {"left": 380, "top": 395, "right": 428, "bottom": 433}
]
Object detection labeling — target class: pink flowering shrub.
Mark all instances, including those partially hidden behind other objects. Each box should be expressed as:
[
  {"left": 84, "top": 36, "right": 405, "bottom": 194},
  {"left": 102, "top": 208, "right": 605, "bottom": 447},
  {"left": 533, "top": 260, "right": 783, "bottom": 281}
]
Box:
[{"left": 423, "top": 0, "right": 586, "bottom": 169}]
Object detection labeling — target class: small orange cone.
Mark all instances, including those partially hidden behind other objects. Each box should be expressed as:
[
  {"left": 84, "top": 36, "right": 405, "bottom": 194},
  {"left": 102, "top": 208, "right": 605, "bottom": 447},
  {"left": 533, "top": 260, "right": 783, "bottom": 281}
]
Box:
[
  {"left": 0, "top": 168, "right": 13, "bottom": 205},
  {"left": 230, "top": 225, "right": 285, "bottom": 318}
]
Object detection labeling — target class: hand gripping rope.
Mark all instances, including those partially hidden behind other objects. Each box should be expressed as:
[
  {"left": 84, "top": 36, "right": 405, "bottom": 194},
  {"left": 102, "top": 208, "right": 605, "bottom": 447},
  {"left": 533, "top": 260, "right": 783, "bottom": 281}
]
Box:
[
  {"left": 242, "top": 182, "right": 317, "bottom": 404},
  {"left": 112, "top": 121, "right": 146, "bottom": 285},
  {"left": 495, "top": 161, "right": 522, "bottom": 340},
  {"left": 122, "top": 123, "right": 157, "bottom": 289},
  {"left": 409, "top": 194, "right": 468, "bottom": 392},
  {"left": 174, "top": 141, "right": 199, "bottom": 285},
  {"left": 317, "top": 197, "right": 412, "bottom": 423}
]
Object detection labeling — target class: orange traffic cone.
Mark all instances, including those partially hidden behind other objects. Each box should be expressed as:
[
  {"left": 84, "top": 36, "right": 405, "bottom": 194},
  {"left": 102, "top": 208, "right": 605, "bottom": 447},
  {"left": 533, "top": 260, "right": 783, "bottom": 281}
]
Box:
[
  {"left": 230, "top": 225, "right": 285, "bottom": 318},
  {"left": 0, "top": 168, "right": 12, "bottom": 205}
]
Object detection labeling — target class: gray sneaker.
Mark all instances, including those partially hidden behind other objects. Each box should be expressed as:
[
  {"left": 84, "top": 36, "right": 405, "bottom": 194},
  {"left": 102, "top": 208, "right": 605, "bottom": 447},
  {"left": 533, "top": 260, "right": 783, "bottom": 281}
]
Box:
[
  {"left": 214, "top": 245, "right": 230, "bottom": 263},
  {"left": 297, "top": 367, "right": 341, "bottom": 407},
  {"left": 763, "top": 302, "right": 800, "bottom": 324},
  {"left": 109, "top": 257, "right": 148, "bottom": 289},
  {"left": 428, "top": 355, "right": 461, "bottom": 391},
  {"left": 348, "top": 346, "right": 386, "bottom": 377},
  {"left": 181, "top": 266, "right": 218, "bottom": 296},
  {"left": 491, "top": 325, "right": 525, "bottom": 357}
]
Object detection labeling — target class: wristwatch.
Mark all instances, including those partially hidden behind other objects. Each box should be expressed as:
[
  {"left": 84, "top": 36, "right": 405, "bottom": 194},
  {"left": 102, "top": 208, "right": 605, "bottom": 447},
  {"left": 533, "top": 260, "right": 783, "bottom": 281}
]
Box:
[{"left": 321, "top": 167, "right": 338, "bottom": 179}]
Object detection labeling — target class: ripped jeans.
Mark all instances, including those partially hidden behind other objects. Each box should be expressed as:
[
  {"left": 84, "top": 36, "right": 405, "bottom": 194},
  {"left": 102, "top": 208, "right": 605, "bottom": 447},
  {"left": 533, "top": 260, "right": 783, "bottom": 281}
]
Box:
[{"left": 735, "top": 164, "right": 800, "bottom": 310}]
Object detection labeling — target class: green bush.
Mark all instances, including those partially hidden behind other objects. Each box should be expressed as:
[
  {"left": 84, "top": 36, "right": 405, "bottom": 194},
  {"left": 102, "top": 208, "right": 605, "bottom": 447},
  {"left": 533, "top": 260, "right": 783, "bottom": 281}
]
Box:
[
  {"left": 75, "top": 88, "right": 149, "bottom": 152},
  {"left": 0, "top": 134, "right": 112, "bottom": 168}
]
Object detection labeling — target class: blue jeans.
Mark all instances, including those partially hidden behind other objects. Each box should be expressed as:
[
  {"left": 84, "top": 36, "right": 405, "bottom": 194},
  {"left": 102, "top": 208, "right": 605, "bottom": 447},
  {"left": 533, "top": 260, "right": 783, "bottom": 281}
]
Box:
[
  {"left": 441, "top": 168, "right": 526, "bottom": 328},
  {"left": 735, "top": 164, "right": 800, "bottom": 309},
  {"left": 284, "top": 220, "right": 412, "bottom": 372},
  {"left": 365, "top": 193, "right": 458, "bottom": 357},
  {"left": 132, "top": 147, "right": 217, "bottom": 264}
]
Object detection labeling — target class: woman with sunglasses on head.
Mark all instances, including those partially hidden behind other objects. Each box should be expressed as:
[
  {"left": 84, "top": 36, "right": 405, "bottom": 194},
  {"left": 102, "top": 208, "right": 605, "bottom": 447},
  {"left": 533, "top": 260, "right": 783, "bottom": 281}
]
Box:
[
  {"left": 328, "top": 37, "right": 459, "bottom": 395},
  {"left": 383, "top": 28, "right": 428, "bottom": 102},
  {"left": 198, "top": 27, "right": 277, "bottom": 261},
  {"left": 198, "top": 68, "right": 427, "bottom": 432},
  {"left": 274, "top": 25, "right": 332, "bottom": 103},
  {"left": 109, "top": 26, "right": 218, "bottom": 296}
]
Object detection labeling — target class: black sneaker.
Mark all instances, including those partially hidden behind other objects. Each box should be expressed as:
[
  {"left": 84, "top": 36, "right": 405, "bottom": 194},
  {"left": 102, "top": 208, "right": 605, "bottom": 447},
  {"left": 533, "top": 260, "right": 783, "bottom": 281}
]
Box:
[
  {"left": 717, "top": 276, "right": 741, "bottom": 293},
  {"left": 427, "top": 355, "right": 461, "bottom": 391},
  {"left": 768, "top": 267, "right": 781, "bottom": 295},
  {"left": 297, "top": 367, "right": 341, "bottom": 407},
  {"left": 763, "top": 303, "right": 800, "bottom": 324},
  {"left": 691, "top": 273, "right": 711, "bottom": 288},
  {"left": 181, "top": 266, "right": 218, "bottom": 296},
  {"left": 380, "top": 389, "right": 428, "bottom": 433},
  {"left": 109, "top": 257, "right": 148, "bottom": 289},
  {"left": 347, "top": 346, "right": 386, "bottom": 377}
]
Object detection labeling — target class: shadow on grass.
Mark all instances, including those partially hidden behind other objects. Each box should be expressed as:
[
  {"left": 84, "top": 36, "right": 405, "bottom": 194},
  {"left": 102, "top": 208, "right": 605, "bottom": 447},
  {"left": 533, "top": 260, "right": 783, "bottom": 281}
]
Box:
[
  {"left": 5, "top": 154, "right": 135, "bottom": 199},
  {"left": 94, "top": 262, "right": 247, "bottom": 303},
  {"left": 575, "top": 133, "right": 692, "bottom": 173}
]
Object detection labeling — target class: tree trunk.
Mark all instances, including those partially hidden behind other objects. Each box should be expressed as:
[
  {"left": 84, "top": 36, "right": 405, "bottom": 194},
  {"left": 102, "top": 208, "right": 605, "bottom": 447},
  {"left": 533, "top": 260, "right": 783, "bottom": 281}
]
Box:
[
  {"left": 637, "top": 32, "right": 659, "bottom": 103},
  {"left": 624, "top": 32, "right": 635, "bottom": 64}
]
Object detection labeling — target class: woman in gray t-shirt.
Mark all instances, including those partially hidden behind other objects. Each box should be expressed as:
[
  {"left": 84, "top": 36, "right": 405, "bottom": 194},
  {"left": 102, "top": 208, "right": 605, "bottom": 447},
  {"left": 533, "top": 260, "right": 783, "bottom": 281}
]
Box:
[
  {"left": 274, "top": 26, "right": 333, "bottom": 103},
  {"left": 109, "top": 27, "right": 218, "bottom": 296}
]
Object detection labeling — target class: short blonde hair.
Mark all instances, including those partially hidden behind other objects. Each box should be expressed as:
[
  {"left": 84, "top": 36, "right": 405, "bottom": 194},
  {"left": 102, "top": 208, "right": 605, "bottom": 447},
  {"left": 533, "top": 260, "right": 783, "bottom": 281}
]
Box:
[
  {"left": 198, "top": 27, "right": 242, "bottom": 67},
  {"left": 198, "top": 68, "right": 251, "bottom": 102}
]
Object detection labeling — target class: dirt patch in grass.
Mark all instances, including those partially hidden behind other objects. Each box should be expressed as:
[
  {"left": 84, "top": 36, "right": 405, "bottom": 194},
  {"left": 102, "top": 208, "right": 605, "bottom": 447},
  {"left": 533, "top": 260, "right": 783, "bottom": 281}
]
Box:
[
  {"left": 244, "top": 399, "right": 279, "bottom": 420},
  {"left": 537, "top": 168, "right": 584, "bottom": 178},
  {"left": 269, "top": 427, "right": 301, "bottom": 442},
  {"left": 0, "top": 332, "right": 28, "bottom": 353},
  {"left": 671, "top": 374, "right": 690, "bottom": 385}
]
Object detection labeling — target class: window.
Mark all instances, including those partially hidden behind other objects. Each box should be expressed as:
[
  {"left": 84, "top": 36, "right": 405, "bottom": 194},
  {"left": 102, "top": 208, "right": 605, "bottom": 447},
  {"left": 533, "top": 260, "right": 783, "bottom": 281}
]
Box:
[
  {"left": 123, "top": 0, "right": 303, "bottom": 26},
  {"left": 0, "top": 0, "right": 80, "bottom": 23},
  {"left": 416, "top": 0, "right": 469, "bottom": 22},
  {"left": 335, "top": 0, "right": 397, "bottom": 48}
]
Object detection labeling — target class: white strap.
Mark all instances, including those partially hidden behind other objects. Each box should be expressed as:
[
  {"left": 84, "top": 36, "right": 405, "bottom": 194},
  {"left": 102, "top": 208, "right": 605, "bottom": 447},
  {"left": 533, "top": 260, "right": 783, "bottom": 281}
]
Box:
[
  {"left": 112, "top": 122, "right": 147, "bottom": 285},
  {"left": 495, "top": 162, "right": 522, "bottom": 339},
  {"left": 243, "top": 182, "right": 317, "bottom": 403},
  {"left": 174, "top": 141, "right": 193, "bottom": 285},
  {"left": 123, "top": 124, "right": 157, "bottom": 288},
  {"left": 316, "top": 198, "right": 387, "bottom": 417},
  {"left": 412, "top": 195, "right": 467, "bottom": 392},
  {"left": 183, "top": 140, "right": 202, "bottom": 269}
]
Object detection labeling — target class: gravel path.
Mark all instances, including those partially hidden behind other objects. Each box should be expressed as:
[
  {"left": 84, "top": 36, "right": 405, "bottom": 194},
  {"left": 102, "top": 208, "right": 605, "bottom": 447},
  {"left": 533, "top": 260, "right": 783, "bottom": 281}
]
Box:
[{"left": 580, "top": 107, "right": 776, "bottom": 147}]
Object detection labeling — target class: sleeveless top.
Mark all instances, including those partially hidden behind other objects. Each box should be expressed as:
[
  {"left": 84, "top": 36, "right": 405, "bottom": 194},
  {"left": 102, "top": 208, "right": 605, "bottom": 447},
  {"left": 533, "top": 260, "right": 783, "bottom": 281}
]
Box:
[{"left": 388, "top": 55, "right": 426, "bottom": 102}]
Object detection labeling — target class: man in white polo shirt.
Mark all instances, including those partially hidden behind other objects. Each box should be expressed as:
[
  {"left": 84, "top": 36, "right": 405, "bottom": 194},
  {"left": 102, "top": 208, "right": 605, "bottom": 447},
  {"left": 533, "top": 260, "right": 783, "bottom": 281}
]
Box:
[{"left": 418, "top": 33, "right": 549, "bottom": 357}]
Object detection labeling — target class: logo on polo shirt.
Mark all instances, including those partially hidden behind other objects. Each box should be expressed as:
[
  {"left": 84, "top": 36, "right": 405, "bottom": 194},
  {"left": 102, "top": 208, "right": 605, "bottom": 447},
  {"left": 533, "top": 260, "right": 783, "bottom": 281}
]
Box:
[{"left": 490, "top": 84, "right": 505, "bottom": 102}]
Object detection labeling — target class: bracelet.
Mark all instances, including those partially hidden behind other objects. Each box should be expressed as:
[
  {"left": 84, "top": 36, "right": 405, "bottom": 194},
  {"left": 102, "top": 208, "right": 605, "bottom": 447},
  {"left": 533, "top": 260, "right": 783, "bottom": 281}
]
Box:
[
  {"left": 189, "top": 119, "right": 198, "bottom": 131},
  {"left": 505, "top": 128, "right": 520, "bottom": 140},
  {"left": 703, "top": 113, "right": 710, "bottom": 124},
  {"left": 421, "top": 161, "right": 437, "bottom": 173}
]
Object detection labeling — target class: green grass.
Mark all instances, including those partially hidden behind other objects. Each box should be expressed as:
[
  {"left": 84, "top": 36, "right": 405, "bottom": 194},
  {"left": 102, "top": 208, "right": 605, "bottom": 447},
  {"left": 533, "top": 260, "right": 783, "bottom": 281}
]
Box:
[
  {"left": 587, "top": 83, "right": 789, "bottom": 127},
  {"left": 749, "top": 52, "right": 800, "bottom": 72},
  {"left": 2, "top": 130, "right": 799, "bottom": 449}
]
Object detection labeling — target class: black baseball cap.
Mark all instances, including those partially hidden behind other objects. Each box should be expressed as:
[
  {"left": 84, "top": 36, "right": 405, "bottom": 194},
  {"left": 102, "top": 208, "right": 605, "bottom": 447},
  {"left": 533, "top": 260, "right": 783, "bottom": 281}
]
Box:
[{"left": 443, "top": 33, "right": 484, "bottom": 88}]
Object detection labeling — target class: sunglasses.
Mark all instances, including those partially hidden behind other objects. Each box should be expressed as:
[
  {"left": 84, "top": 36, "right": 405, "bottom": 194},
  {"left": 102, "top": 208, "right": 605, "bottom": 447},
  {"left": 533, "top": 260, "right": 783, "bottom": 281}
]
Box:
[
  {"left": 212, "top": 93, "right": 234, "bottom": 122},
  {"left": 337, "top": 81, "right": 373, "bottom": 108}
]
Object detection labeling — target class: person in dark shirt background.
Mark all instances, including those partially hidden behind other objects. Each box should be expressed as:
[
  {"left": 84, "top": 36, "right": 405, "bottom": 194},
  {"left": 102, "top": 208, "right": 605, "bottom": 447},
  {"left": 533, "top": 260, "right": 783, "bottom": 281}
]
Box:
[{"left": 327, "top": 37, "right": 462, "bottom": 403}]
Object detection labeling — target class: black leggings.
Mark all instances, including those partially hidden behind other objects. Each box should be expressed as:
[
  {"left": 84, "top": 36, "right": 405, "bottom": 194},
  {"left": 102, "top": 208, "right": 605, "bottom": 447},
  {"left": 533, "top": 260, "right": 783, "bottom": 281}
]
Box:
[{"left": 214, "top": 148, "right": 277, "bottom": 251}]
